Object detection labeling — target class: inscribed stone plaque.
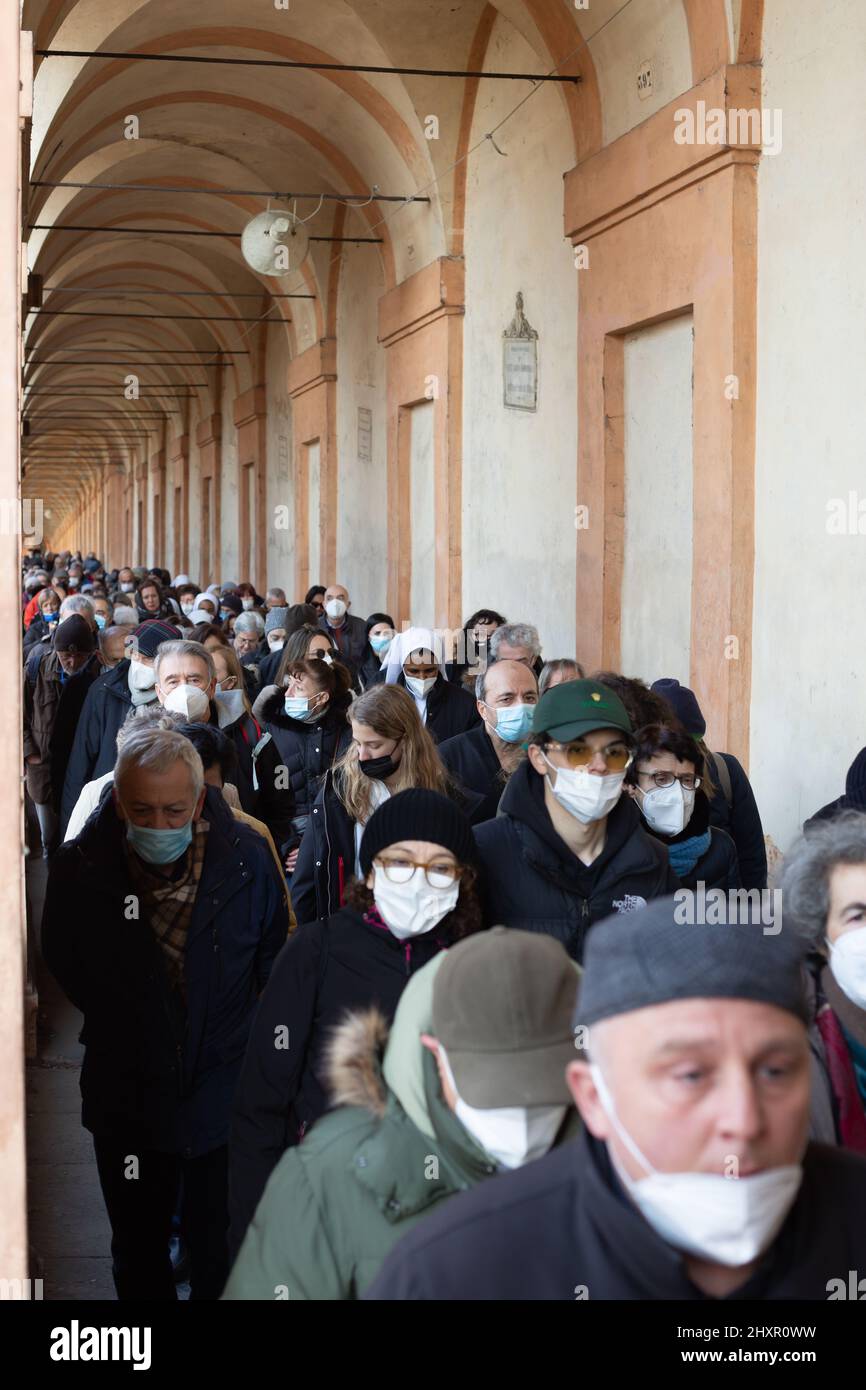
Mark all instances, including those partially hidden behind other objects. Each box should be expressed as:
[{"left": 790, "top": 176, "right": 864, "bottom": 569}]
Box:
[
  {"left": 503, "top": 292, "right": 538, "bottom": 411},
  {"left": 357, "top": 406, "right": 372, "bottom": 463}
]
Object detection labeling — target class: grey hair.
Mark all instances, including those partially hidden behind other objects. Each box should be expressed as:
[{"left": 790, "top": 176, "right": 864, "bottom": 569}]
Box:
[
  {"left": 475, "top": 658, "right": 540, "bottom": 704},
  {"left": 153, "top": 639, "right": 216, "bottom": 684},
  {"left": 539, "top": 658, "right": 585, "bottom": 697},
  {"left": 235, "top": 611, "right": 265, "bottom": 635},
  {"left": 114, "top": 726, "right": 204, "bottom": 802},
  {"left": 489, "top": 622, "right": 541, "bottom": 661},
  {"left": 116, "top": 703, "right": 185, "bottom": 749},
  {"left": 779, "top": 810, "right": 866, "bottom": 950},
  {"left": 60, "top": 594, "right": 95, "bottom": 620}
]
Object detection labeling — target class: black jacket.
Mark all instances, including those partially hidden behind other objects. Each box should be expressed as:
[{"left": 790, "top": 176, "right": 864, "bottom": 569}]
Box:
[
  {"left": 473, "top": 762, "right": 679, "bottom": 961},
  {"left": 228, "top": 905, "right": 452, "bottom": 1252},
  {"left": 438, "top": 722, "right": 508, "bottom": 824},
  {"left": 318, "top": 613, "right": 368, "bottom": 669},
  {"left": 210, "top": 696, "right": 295, "bottom": 854},
  {"left": 291, "top": 769, "right": 488, "bottom": 927},
  {"left": 41, "top": 787, "right": 289, "bottom": 1157},
  {"left": 391, "top": 672, "right": 481, "bottom": 745},
  {"left": 641, "top": 795, "right": 741, "bottom": 893},
  {"left": 366, "top": 1131, "right": 866, "bottom": 1300},
  {"left": 60, "top": 659, "right": 135, "bottom": 831},
  {"left": 259, "top": 689, "right": 352, "bottom": 844},
  {"left": 706, "top": 752, "right": 767, "bottom": 890}
]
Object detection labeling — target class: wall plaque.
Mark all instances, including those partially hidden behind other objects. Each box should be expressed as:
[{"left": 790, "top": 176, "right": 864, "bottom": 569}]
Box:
[
  {"left": 503, "top": 292, "right": 538, "bottom": 411},
  {"left": 357, "top": 406, "right": 372, "bottom": 463}
]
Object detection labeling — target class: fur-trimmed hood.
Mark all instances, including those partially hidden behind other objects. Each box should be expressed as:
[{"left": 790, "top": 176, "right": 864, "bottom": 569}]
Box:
[{"left": 326, "top": 1009, "right": 390, "bottom": 1117}]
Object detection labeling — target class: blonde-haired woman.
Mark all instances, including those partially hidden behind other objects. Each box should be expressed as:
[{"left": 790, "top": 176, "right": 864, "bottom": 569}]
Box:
[{"left": 291, "top": 683, "right": 471, "bottom": 924}]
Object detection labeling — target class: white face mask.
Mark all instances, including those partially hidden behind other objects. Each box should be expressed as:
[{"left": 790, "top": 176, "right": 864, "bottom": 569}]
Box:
[
  {"left": 180, "top": 599, "right": 195, "bottom": 615},
  {"left": 267, "top": 633, "right": 285, "bottom": 652},
  {"left": 827, "top": 926, "right": 866, "bottom": 1009},
  {"left": 163, "top": 683, "right": 211, "bottom": 721},
  {"left": 439, "top": 1047, "right": 566, "bottom": 1170},
  {"left": 405, "top": 674, "right": 437, "bottom": 700},
  {"left": 542, "top": 753, "right": 624, "bottom": 824},
  {"left": 639, "top": 781, "right": 695, "bottom": 836},
  {"left": 127, "top": 659, "right": 156, "bottom": 692},
  {"left": 241, "top": 597, "right": 255, "bottom": 611},
  {"left": 121, "top": 581, "right": 135, "bottom": 592},
  {"left": 591, "top": 1065, "right": 803, "bottom": 1267},
  {"left": 372, "top": 865, "right": 458, "bottom": 941},
  {"left": 325, "top": 598, "right": 347, "bottom": 621}
]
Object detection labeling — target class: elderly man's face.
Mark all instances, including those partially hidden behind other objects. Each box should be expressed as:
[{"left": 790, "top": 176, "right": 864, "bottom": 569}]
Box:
[
  {"left": 57, "top": 647, "right": 91, "bottom": 675},
  {"left": 568, "top": 998, "right": 810, "bottom": 1181},
  {"left": 100, "top": 631, "right": 127, "bottom": 668},
  {"left": 234, "top": 630, "right": 259, "bottom": 658},
  {"left": 495, "top": 640, "right": 535, "bottom": 667},
  {"left": 115, "top": 760, "right": 204, "bottom": 831},
  {"left": 156, "top": 653, "right": 215, "bottom": 703}
]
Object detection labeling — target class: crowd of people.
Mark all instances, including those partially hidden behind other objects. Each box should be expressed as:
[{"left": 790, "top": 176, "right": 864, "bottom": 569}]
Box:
[{"left": 20, "top": 547, "right": 866, "bottom": 1301}]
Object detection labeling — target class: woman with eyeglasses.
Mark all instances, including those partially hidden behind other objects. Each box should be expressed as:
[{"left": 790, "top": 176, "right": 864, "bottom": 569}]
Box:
[
  {"left": 474, "top": 679, "right": 680, "bottom": 962},
  {"left": 624, "top": 724, "right": 740, "bottom": 892},
  {"left": 228, "top": 788, "right": 481, "bottom": 1253}
]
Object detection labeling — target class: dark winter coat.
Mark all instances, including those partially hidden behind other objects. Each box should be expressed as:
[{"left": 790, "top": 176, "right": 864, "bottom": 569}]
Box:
[
  {"left": 706, "top": 751, "right": 767, "bottom": 890},
  {"left": 640, "top": 795, "right": 741, "bottom": 893},
  {"left": 41, "top": 787, "right": 290, "bottom": 1158},
  {"left": 318, "top": 612, "right": 368, "bottom": 669},
  {"left": 391, "top": 672, "right": 481, "bottom": 745},
  {"left": 60, "top": 659, "right": 135, "bottom": 830},
  {"left": 366, "top": 1130, "right": 866, "bottom": 1300},
  {"left": 228, "top": 905, "right": 456, "bottom": 1251},
  {"left": 438, "top": 722, "right": 510, "bottom": 824},
  {"left": 23, "top": 648, "right": 100, "bottom": 807},
  {"left": 258, "top": 689, "right": 352, "bottom": 850},
  {"left": 473, "top": 762, "right": 680, "bottom": 961}
]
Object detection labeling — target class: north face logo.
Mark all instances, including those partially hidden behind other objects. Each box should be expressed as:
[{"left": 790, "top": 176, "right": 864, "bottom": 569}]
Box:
[{"left": 611, "top": 894, "right": 647, "bottom": 914}]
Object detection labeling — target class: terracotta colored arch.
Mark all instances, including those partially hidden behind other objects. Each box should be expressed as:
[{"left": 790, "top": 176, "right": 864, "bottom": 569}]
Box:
[{"left": 681, "top": 0, "right": 731, "bottom": 83}]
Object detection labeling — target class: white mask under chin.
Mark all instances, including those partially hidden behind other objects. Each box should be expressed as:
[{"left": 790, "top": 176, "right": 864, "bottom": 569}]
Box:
[
  {"left": 372, "top": 865, "right": 458, "bottom": 940},
  {"left": 438, "top": 1047, "right": 566, "bottom": 1170},
  {"left": 542, "top": 754, "right": 624, "bottom": 823},
  {"left": 591, "top": 1064, "right": 802, "bottom": 1267}
]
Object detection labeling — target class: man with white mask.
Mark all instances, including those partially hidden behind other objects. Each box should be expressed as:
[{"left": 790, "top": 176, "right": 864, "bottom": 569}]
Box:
[
  {"left": 782, "top": 812, "right": 866, "bottom": 1150},
  {"left": 317, "top": 582, "right": 368, "bottom": 669},
  {"left": 473, "top": 680, "right": 678, "bottom": 961},
  {"left": 224, "top": 926, "right": 578, "bottom": 1298},
  {"left": 368, "top": 895, "right": 866, "bottom": 1300}
]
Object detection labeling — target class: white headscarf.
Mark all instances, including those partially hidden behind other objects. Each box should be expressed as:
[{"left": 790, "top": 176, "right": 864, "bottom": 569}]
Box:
[{"left": 383, "top": 626, "right": 445, "bottom": 685}]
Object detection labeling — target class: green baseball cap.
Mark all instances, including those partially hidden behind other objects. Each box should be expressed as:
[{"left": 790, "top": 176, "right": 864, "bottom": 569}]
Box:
[{"left": 530, "top": 678, "right": 632, "bottom": 741}]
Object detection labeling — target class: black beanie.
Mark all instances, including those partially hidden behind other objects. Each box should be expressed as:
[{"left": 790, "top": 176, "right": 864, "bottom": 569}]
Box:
[
  {"left": 650, "top": 678, "right": 706, "bottom": 738},
  {"left": 359, "top": 789, "right": 475, "bottom": 878},
  {"left": 845, "top": 748, "right": 866, "bottom": 805},
  {"left": 54, "top": 614, "right": 96, "bottom": 653}
]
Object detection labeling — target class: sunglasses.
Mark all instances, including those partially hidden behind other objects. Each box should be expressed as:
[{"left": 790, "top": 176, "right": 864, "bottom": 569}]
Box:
[{"left": 544, "top": 740, "right": 633, "bottom": 772}]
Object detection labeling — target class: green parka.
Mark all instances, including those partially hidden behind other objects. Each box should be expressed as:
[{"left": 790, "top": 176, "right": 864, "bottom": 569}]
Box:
[{"left": 223, "top": 953, "right": 579, "bottom": 1299}]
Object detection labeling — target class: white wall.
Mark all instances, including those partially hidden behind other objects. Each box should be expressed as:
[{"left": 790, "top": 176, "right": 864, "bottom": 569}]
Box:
[
  {"left": 335, "top": 240, "right": 387, "bottom": 619},
  {"left": 621, "top": 315, "right": 694, "bottom": 686},
  {"left": 265, "top": 324, "right": 293, "bottom": 592},
  {"left": 461, "top": 16, "right": 578, "bottom": 661},
  {"left": 219, "top": 383, "right": 239, "bottom": 583},
  {"left": 751, "top": 0, "right": 866, "bottom": 847}
]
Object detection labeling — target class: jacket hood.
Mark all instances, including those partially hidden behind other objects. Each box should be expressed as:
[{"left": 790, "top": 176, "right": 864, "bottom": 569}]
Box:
[{"left": 497, "top": 758, "right": 651, "bottom": 877}]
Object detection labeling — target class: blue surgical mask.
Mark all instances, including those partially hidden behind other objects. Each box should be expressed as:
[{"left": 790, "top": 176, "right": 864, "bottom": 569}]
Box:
[
  {"left": 284, "top": 695, "right": 320, "bottom": 722},
  {"left": 488, "top": 702, "right": 535, "bottom": 745},
  {"left": 370, "top": 633, "right": 392, "bottom": 655},
  {"left": 94, "top": 613, "right": 106, "bottom": 630},
  {"left": 220, "top": 609, "right": 231, "bottom": 622},
  {"left": 44, "top": 610, "right": 58, "bottom": 624},
  {"left": 125, "top": 819, "right": 193, "bottom": 865}
]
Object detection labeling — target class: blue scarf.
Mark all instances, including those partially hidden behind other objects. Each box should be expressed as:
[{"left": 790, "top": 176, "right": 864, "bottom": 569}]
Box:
[{"left": 667, "top": 829, "right": 711, "bottom": 877}]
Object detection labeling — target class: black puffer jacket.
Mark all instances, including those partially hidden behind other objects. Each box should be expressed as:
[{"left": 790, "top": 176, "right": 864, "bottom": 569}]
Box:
[
  {"left": 639, "top": 792, "right": 741, "bottom": 892},
  {"left": 228, "top": 905, "right": 457, "bottom": 1252},
  {"left": 258, "top": 688, "right": 352, "bottom": 844},
  {"left": 473, "top": 762, "right": 679, "bottom": 961}
]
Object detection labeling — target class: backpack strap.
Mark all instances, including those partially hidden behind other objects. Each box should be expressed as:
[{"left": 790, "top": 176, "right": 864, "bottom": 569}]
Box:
[
  {"left": 712, "top": 751, "right": 733, "bottom": 810},
  {"left": 250, "top": 729, "right": 272, "bottom": 792}
]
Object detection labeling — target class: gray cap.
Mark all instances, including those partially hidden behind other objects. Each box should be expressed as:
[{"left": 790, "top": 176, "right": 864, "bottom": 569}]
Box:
[
  {"left": 432, "top": 927, "right": 578, "bottom": 1107},
  {"left": 576, "top": 896, "right": 809, "bottom": 1029},
  {"left": 265, "top": 605, "right": 289, "bottom": 635}
]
